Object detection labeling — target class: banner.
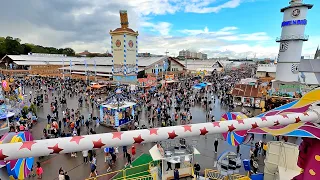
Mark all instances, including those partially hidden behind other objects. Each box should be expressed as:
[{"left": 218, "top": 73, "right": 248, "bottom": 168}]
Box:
[
  {"left": 115, "top": 111, "right": 119, "bottom": 127},
  {"left": 155, "top": 64, "right": 158, "bottom": 76}
]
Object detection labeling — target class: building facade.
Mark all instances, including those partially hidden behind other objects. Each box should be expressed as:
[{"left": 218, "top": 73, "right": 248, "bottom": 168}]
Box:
[
  {"left": 275, "top": 0, "right": 313, "bottom": 82},
  {"left": 178, "top": 50, "right": 207, "bottom": 59},
  {"left": 256, "top": 64, "right": 277, "bottom": 78}
]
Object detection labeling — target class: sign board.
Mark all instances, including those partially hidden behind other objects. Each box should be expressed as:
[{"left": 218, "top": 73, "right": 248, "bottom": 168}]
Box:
[
  {"left": 165, "top": 74, "right": 174, "bottom": 81},
  {"left": 281, "top": 19, "right": 307, "bottom": 27}
]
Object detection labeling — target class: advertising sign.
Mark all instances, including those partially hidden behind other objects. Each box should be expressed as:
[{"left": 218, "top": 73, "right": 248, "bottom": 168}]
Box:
[{"left": 281, "top": 19, "right": 307, "bottom": 27}]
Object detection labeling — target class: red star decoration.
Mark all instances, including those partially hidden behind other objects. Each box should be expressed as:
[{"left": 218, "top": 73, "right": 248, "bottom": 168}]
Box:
[
  {"left": 168, "top": 131, "right": 178, "bottom": 139},
  {"left": 133, "top": 135, "right": 144, "bottom": 144},
  {"left": 183, "top": 125, "right": 192, "bottom": 132},
  {"left": 228, "top": 124, "right": 236, "bottom": 132},
  {"left": 70, "top": 136, "right": 84, "bottom": 145},
  {"left": 303, "top": 112, "right": 309, "bottom": 116},
  {"left": 48, "top": 144, "right": 64, "bottom": 154},
  {"left": 251, "top": 122, "right": 259, "bottom": 129},
  {"left": 19, "top": 141, "right": 36, "bottom": 151},
  {"left": 212, "top": 122, "right": 220, "bottom": 127},
  {"left": 274, "top": 120, "right": 280, "bottom": 126},
  {"left": 282, "top": 114, "right": 289, "bottom": 118},
  {"left": 149, "top": 128, "right": 158, "bottom": 135},
  {"left": 261, "top": 117, "right": 267, "bottom": 121},
  {"left": 0, "top": 149, "right": 8, "bottom": 160},
  {"left": 295, "top": 117, "right": 301, "bottom": 123},
  {"left": 92, "top": 139, "right": 106, "bottom": 149},
  {"left": 112, "top": 132, "right": 123, "bottom": 140},
  {"left": 200, "top": 127, "right": 209, "bottom": 135},
  {"left": 237, "top": 120, "right": 245, "bottom": 124}
]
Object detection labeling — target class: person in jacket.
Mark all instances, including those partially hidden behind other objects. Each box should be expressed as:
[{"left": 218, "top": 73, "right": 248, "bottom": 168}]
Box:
[
  {"left": 174, "top": 168, "right": 179, "bottom": 180},
  {"left": 194, "top": 162, "right": 201, "bottom": 178}
]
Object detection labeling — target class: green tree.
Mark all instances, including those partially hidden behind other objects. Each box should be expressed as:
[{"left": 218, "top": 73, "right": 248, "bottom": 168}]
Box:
[
  {"left": 62, "top": 48, "right": 75, "bottom": 56},
  {"left": 4, "top": 36, "right": 23, "bottom": 55},
  {"left": 0, "top": 36, "right": 77, "bottom": 58}
]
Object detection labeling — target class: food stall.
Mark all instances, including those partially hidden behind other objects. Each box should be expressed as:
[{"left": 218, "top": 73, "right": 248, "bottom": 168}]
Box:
[{"left": 231, "top": 84, "right": 264, "bottom": 108}]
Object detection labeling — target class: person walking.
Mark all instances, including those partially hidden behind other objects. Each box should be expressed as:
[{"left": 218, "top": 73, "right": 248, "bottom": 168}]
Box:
[
  {"left": 82, "top": 150, "right": 88, "bottom": 164},
  {"left": 126, "top": 152, "right": 132, "bottom": 167},
  {"left": 131, "top": 145, "right": 136, "bottom": 159},
  {"left": 123, "top": 146, "right": 127, "bottom": 158},
  {"left": 194, "top": 162, "right": 201, "bottom": 178},
  {"left": 166, "top": 161, "right": 172, "bottom": 171},
  {"left": 214, "top": 138, "right": 219, "bottom": 153},
  {"left": 89, "top": 154, "right": 98, "bottom": 178},
  {"left": 59, "top": 168, "right": 65, "bottom": 180},
  {"left": 36, "top": 162, "right": 43, "bottom": 179}
]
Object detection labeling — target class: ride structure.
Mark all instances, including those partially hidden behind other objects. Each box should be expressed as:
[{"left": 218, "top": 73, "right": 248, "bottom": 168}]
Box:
[{"left": 100, "top": 84, "right": 138, "bottom": 127}]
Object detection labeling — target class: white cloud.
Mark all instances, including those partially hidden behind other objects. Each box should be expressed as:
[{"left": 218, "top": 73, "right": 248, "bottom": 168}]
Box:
[
  {"left": 137, "top": 33, "right": 278, "bottom": 59},
  {"left": 127, "top": 0, "right": 181, "bottom": 15},
  {"left": 185, "top": 0, "right": 241, "bottom": 13},
  {"left": 1, "top": 0, "right": 316, "bottom": 60},
  {"left": 217, "top": 32, "right": 271, "bottom": 41},
  {"left": 180, "top": 26, "right": 238, "bottom": 36},
  {"left": 140, "top": 21, "right": 172, "bottom": 35}
]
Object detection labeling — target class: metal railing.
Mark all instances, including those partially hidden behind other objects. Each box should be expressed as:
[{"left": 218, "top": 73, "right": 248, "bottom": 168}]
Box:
[
  {"left": 86, "top": 162, "right": 153, "bottom": 180},
  {"left": 204, "top": 169, "right": 248, "bottom": 180},
  {"left": 276, "top": 34, "right": 309, "bottom": 42}
]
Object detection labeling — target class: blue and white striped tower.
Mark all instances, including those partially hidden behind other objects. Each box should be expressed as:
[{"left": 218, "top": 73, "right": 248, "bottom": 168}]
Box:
[
  {"left": 123, "top": 34, "right": 127, "bottom": 77},
  {"left": 136, "top": 36, "right": 139, "bottom": 74},
  {"left": 111, "top": 36, "right": 114, "bottom": 75},
  {"left": 109, "top": 10, "right": 139, "bottom": 84}
]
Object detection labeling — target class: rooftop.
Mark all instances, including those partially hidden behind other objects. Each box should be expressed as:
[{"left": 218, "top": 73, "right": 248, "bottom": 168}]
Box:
[
  {"left": 257, "top": 64, "right": 277, "bottom": 73},
  {"left": 231, "top": 84, "right": 262, "bottom": 98},
  {"left": 1, "top": 55, "right": 168, "bottom": 68}
]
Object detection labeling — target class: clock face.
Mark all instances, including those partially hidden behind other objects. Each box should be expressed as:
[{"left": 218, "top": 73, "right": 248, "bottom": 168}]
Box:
[
  {"left": 291, "top": 64, "right": 299, "bottom": 74},
  {"left": 292, "top": 9, "right": 300, "bottom": 18},
  {"left": 280, "top": 42, "right": 289, "bottom": 52}
]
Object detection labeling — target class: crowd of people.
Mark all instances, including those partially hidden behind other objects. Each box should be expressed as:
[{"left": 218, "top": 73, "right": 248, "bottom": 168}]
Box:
[{"left": 1, "top": 64, "right": 280, "bottom": 179}]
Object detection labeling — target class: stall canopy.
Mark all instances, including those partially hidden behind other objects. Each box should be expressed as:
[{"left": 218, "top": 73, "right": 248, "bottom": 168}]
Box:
[
  {"left": 91, "top": 84, "right": 107, "bottom": 89},
  {"left": 193, "top": 82, "right": 207, "bottom": 89}
]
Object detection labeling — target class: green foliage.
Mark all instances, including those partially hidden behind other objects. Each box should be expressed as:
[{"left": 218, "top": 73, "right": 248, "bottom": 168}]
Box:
[
  {"left": 29, "top": 104, "right": 37, "bottom": 115},
  {"left": 0, "top": 36, "right": 76, "bottom": 59},
  {"left": 22, "top": 106, "right": 29, "bottom": 115}
]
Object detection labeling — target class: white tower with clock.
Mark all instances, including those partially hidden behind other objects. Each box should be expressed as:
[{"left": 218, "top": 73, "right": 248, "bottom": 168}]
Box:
[{"left": 275, "top": 0, "right": 313, "bottom": 83}]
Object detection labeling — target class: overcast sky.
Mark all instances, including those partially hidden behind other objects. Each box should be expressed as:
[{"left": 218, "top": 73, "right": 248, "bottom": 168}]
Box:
[{"left": 0, "top": 0, "right": 319, "bottom": 59}]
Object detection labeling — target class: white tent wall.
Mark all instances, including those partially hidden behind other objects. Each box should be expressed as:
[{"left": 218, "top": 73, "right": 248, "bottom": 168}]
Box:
[{"left": 264, "top": 141, "right": 300, "bottom": 180}]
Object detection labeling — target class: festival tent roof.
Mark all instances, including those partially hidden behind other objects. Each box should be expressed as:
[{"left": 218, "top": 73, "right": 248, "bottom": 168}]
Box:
[
  {"left": 2, "top": 55, "right": 170, "bottom": 68},
  {"left": 14, "top": 61, "right": 47, "bottom": 65},
  {"left": 3, "top": 55, "right": 82, "bottom": 62},
  {"left": 231, "top": 84, "right": 262, "bottom": 98}
]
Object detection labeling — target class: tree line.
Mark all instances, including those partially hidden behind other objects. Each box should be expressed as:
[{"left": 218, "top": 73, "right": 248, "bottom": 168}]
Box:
[{"left": 0, "top": 36, "right": 76, "bottom": 59}]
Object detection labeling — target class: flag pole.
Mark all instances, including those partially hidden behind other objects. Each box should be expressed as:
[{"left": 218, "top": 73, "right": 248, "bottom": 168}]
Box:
[
  {"left": 69, "top": 59, "right": 72, "bottom": 79},
  {"left": 94, "top": 59, "right": 97, "bottom": 82},
  {"left": 62, "top": 58, "right": 65, "bottom": 80}
]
